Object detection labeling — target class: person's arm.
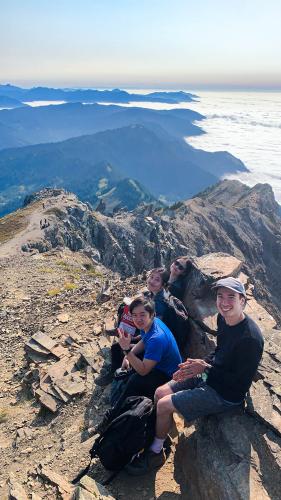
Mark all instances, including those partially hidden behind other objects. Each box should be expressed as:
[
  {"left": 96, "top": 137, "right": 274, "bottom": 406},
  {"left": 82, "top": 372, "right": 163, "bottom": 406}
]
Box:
[
  {"left": 126, "top": 351, "right": 157, "bottom": 376},
  {"left": 121, "top": 338, "right": 144, "bottom": 370},
  {"left": 130, "top": 339, "right": 145, "bottom": 355},
  {"left": 118, "top": 331, "right": 157, "bottom": 376},
  {"left": 173, "top": 358, "right": 211, "bottom": 381}
]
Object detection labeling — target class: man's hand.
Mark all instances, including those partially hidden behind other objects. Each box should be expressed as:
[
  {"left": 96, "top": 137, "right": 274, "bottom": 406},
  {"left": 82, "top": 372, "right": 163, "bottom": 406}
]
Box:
[
  {"left": 173, "top": 358, "right": 212, "bottom": 382},
  {"left": 117, "top": 327, "right": 131, "bottom": 350}
]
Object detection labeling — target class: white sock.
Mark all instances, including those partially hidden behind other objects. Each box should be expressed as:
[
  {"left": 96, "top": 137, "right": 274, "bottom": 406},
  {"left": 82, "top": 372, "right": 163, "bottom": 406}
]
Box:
[{"left": 150, "top": 437, "right": 165, "bottom": 454}]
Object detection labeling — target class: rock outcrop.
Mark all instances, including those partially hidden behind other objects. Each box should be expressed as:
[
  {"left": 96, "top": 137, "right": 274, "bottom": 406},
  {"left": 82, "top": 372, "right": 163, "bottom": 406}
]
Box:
[
  {"left": 1, "top": 179, "right": 281, "bottom": 499},
  {"left": 0, "top": 240, "right": 280, "bottom": 499},
  {"left": 174, "top": 253, "right": 281, "bottom": 500},
  {"left": 19, "top": 179, "right": 281, "bottom": 325}
]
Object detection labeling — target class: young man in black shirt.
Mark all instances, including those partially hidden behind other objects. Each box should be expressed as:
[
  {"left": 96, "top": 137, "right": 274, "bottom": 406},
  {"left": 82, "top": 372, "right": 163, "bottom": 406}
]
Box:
[{"left": 126, "top": 276, "right": 264, "bottom": 475}]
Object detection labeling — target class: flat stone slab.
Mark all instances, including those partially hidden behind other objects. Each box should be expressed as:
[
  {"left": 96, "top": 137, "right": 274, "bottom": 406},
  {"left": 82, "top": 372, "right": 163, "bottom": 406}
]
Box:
[
  {"left": 194, "top": 253, "right": 243, "bottom": 280},
  {"left": 54, "top": 373, "right": 85, "bottom": 396},
  {"left": 25, "top": 339, "right": 51, "bottom": 356},
  {"left": 37, "top": 464, "right": 74, "bottom": 496},
  {"left": 32, "top": 331, "right": 57, "bottom": 351},
  {"left": 35, "top": 388, "right": 59, "bottom": 413}
]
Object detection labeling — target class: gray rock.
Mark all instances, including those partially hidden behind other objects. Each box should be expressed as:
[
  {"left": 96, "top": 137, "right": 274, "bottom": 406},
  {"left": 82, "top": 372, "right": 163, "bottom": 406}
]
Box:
[{"left": 8, "top": 474, "right": 28, "bottom": 500}]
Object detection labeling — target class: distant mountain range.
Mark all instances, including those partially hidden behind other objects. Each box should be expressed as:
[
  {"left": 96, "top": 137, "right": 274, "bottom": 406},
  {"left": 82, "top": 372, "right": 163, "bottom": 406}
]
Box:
[
  {"left": 0, "top": 95, "right": 28, "bottom": 109},
  {"left": 0, "top": 102, "right": 203, "bottom": 150},
  {"left": 0, "top": 84, "right": 196, "bottom": 104},
  {"left": 0, "top": 124, "right": 247, "bottom": 217}
]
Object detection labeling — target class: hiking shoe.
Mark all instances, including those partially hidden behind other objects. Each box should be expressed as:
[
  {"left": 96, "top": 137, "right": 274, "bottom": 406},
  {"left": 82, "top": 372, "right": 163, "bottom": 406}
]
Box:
[{"left": 125, "top": 449, "right": 166, "bottom": 476}]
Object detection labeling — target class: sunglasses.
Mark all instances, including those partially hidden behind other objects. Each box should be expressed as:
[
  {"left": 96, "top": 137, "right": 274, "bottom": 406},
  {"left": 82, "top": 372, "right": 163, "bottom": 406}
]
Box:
[{"left": 174, "top": 260, "right": 185, "bottom": 271}]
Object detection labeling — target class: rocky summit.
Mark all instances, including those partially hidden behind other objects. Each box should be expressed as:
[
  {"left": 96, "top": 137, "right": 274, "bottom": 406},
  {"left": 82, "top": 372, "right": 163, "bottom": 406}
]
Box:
[{"left": 0, "top": 179, "right": 281, "bottom": 499}]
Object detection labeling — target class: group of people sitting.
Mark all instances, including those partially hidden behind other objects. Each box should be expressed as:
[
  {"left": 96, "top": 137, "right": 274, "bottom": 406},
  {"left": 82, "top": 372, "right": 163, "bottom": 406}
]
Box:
[{"left": 104, "top": 256, "right": 264, "bottom": 476}]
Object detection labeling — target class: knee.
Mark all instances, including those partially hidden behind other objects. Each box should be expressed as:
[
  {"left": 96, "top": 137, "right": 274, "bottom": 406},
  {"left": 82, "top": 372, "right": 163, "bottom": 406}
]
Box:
[
  {"left": 155, "top": 383, "right": 171, "bottom": 404},
  {"left": 157, "top": 395, "right": 174, "bottom": 416}
]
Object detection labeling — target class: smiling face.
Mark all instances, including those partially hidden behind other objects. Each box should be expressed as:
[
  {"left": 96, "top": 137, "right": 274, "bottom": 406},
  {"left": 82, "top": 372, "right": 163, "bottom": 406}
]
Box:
[
  {"left": 147, "top": 271, "right": 163, "bottom": 294},
  {"left": 131, "top": 304, "right": 154, "bottom": 332},
  {"left": 216, "top": 287, "right": 245, "bottom": 325}
]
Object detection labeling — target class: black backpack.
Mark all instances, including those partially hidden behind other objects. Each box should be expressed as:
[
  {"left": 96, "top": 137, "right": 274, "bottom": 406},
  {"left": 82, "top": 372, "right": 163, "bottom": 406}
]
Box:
[
  {"left": 162, "top": 294, "right": 190, "bottom": 354},
  {"left": 73, "top": 396, "right": 155, "bottom": 484}
]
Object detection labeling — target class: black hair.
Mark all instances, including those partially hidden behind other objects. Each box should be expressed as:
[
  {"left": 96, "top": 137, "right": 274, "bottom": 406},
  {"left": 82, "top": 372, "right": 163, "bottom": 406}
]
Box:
[
  {"left": 148, "top": 267, "right": 170, "bottom": 286},
  {"left": 129, "top": 295, "right": 155, "bottom": 316},
  {"left": 171, "top": 256, "right": 193, "bottom": 278}
]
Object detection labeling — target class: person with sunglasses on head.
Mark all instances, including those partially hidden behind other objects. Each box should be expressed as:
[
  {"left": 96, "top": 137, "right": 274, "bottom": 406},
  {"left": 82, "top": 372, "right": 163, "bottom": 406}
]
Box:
[
  {"left": 126, "top": 277, "right": 264, "bottom": 475},
  {"left": 167, "top": 256, "right": 192, "bottom": 301}
]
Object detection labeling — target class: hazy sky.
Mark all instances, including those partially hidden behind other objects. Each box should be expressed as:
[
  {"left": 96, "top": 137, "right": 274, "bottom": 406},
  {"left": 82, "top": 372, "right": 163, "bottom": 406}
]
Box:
[{"left": 1, "top": 0, "right": 281, "bottom": 89}]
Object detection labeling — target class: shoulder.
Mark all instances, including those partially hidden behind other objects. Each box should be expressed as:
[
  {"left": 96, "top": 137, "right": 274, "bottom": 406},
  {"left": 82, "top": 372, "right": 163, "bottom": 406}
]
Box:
[
  {"left": 217, "top": 313, "right": 225, "bottom": 330},
  {"left": 243, "top": 315, "right": 264, "bottom": 345}
]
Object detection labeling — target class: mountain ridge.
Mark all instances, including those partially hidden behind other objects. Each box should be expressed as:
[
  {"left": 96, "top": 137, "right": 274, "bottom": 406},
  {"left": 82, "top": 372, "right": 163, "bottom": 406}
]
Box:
[
  {"left": 0, "top": 124, "right": 247, "bottom": 216},
  {"left": 1, "top": 178, "right": 280, "bottom": 324},
  {"left": 0, "top": 101, "right": 204, "bottom": 150}
]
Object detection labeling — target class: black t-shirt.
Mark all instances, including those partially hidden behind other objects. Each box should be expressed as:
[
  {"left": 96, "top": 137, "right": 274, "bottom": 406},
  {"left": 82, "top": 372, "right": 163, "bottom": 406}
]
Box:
[{"left": 206, "top": 314, "right": 264, "bottom": 403}]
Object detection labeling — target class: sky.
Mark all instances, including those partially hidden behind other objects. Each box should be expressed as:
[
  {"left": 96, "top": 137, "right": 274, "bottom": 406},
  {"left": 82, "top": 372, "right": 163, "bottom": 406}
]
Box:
[{"left": 1, "top": 0, "right": 281, "bottom": 89}]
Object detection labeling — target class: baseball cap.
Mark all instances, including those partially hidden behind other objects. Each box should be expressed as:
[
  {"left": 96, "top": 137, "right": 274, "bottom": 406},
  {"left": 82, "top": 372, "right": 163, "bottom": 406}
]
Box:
[{"left": 212, "top": 277, "right": 247, "bottom": 298}]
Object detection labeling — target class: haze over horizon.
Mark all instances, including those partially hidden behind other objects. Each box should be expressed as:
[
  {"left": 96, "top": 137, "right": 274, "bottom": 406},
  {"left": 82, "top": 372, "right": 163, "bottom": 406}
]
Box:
[{"left": 1, "top": 0, "right": 281, "bottom": 90}]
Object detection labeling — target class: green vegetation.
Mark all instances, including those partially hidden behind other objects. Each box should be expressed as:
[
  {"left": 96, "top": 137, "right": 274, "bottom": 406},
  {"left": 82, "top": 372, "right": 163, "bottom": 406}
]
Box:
[
  {"left": 39, "top": 266, "right": 54, "bottom": 273},
  {"left": 64, "top": 282, "right": 78, "bottom": 291},
  {"left": 83, "top": 262, "right": 103, "bottom": 277},
  {"left": 47, "top": 288, "right": 62, "bottom": 297}
]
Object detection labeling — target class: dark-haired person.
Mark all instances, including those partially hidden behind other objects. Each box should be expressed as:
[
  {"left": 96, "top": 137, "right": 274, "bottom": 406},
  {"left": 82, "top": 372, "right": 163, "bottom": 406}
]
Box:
[
  {"left": 145, "top": 267, "right": 170, "bottom": 319},
  {"left": 126, "top": 277, "right": 264, "bottom": 475},
  {"left": 167, "top": 256, "right": 192, "bottom": 301},
  {"left": 117, "top": 296, "right": 182, "bottom": 402}
]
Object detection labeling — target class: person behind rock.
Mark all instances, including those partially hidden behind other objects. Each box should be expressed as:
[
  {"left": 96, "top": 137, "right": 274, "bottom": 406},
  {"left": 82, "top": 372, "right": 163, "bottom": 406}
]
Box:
[
  {"left": 126, "top": 277, "right": 264, "bottom": 475},
  {"left": 167, "top": 256, "right": 192, "bottom": 301},
  {"left": 117, "top": 296, "right": 182, "bottom": 402}
]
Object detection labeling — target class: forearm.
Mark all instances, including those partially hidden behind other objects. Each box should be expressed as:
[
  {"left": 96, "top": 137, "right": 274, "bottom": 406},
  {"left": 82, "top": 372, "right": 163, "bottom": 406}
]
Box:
[
  {"left": 130, "top": 340, "right": 145, "bottom": 356},
  {"left": 126, "top": 351, "right": 150, "bottom": 376}
]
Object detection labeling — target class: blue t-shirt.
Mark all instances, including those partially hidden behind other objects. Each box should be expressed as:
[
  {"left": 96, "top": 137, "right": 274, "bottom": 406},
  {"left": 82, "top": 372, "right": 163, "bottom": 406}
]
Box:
[{"left": 141, "top": 318, "right": 182, "bottom": 377}]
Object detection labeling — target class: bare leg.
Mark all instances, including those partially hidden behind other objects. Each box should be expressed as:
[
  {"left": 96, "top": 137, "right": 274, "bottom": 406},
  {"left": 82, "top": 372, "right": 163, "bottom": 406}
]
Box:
[
  {"left": 156, "top": 394, "right": 177, "bottom": 439},
  {"left": 154, "top": 381, "right": 173, "bottom": 404}
]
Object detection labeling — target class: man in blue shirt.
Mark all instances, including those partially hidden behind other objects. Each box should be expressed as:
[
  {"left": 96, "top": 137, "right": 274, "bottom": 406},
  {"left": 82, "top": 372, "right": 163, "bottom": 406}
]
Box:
[{"left": 118, "top": 296, "right": 182, "bottom": 402}]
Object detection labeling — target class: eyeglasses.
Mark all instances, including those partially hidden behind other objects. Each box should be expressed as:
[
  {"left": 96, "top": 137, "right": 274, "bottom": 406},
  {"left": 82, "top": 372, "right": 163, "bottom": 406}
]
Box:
[{"left": 174, "top": 260, "right": 185, "bottom": 271}]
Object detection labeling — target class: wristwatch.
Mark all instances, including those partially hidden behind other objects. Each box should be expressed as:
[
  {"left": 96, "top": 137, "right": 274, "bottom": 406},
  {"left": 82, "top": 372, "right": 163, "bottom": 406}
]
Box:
[
  {"left": 201, "top": 367, "right": 210, "bottom": 382},
  {"left": 123, "top": 348, "right": 131, "bottom": 355}
]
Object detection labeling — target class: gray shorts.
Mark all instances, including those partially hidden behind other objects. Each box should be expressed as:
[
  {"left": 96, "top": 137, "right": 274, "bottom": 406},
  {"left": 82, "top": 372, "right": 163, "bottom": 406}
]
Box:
[{"left": 170, "top": 377, "right": 241, "bottom": 422}]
